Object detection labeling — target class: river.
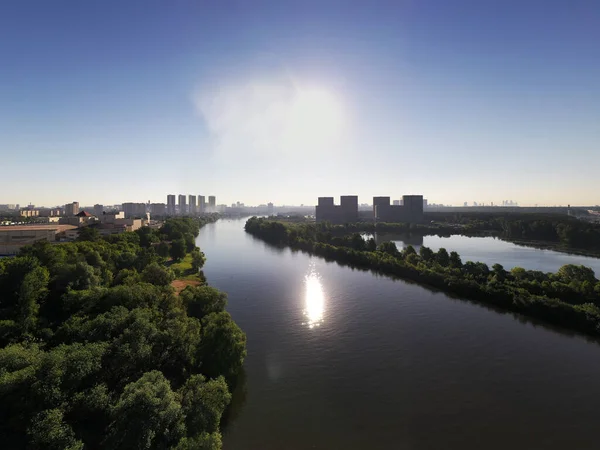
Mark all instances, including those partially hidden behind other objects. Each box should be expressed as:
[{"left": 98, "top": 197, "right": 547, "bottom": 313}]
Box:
[{"left": 197, "top": 218, "right": 600, "bottom": 450}]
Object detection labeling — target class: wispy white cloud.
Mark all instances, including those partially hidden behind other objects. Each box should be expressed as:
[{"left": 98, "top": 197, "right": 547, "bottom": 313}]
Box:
[{"left": 193, "top": 74, "right": 347, "bottom": 168}]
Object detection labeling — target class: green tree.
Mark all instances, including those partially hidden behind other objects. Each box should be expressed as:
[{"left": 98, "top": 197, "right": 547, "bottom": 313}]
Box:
[
  {"left": 175, "top": 432, "right": 222, "bottom": 450},
  {"left": 435, "top": 248, "right": 450, "bottom": 267},
  {"left": 200, "top": 312, "right": 246, "bottom": 381},
  {"left": 557, "top": 264, "right": 597, "bottom": 284},
  {"left": 449, "top": 251, "right": 462, "bottom": 268},
  {"left": 403, "top": 245, "right": 416, "bottom": 258},
  {"left": 28, "top": 408, "right": 84, "bottom": 450},
  {"left": 178, "top": 374, "right": 231, "bottom": 434},
  {"left": 191, "top": 248, "right": 206, "bottom": 272},
  {"left": 181, "top": 286, "right": 227, "bottom": 320},
  {"left": 0, "top": 257, "right": 48, "bottom": 331},
  {"left": 136, "top": 227, "right": 160, "bottom": 248},
  {"left": 377, "top": 241, "right": 400, "bottom": 257},
  {"left": 492, "top": 263, "right": 507, "bottom": 281},
  {"left": 141, "top": 262, "right": 175, "bottom": 286},
  {"left": 170, "top": 239, "right": 187, "bottom": 261},
  {"left": 511, "top": 267, "right": 527, "bottom": 281},
  {"left": 419, "top": 246, "right": 434, "bottom": 262},
  {"left": 365, "top": 238, "right": 377, "bottom": 252},
  {"left": 106, "top": 371, "right": 185, "bottom": 450},
  {"left": 157, "top": 242, "right": 170, "bottom": 258},
  {"left": 77, "top": 226, "right": 100, "bottom": 242}
]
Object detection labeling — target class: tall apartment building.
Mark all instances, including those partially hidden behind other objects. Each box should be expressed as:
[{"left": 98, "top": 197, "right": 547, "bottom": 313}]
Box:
[
  {"left": 178, "top": 195, "right": 187, "bottom": 215},
  {"left": 198, "top": 195, "right": 206, "bottom": 213},
  {"left": 315, "top": 196, "right": 358, "bottom": 224},
  {"left": 372, "top": 197, "right": 391, "bottom": 219},
  {"left": 150, "top": 203, "right": 166, "bottom": 216},
  {"left": 93, "top": 204, "right": 104, "bottom": 217},
  {"left": 208, "top": 196, "right": 216, "bottom": 211},
  {"left": 64, "top": 201, "right": 79, "bottom": 216},
  {"left": 373, "top": 195, "right": 424, "bottom": 223},
  {"left": 122, "top": 202, "right": 146, "bottom": 218},
  {"left": 188, "top": 195, "right": 197, "bottom": 215},
  {"left": 167, "top": 195, "right": 176, "bottom": 216}
]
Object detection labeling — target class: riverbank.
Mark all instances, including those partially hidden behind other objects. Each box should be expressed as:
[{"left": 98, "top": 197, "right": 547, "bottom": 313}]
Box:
[{"left": 245, "top": 217, "right": 600, "bottom": 338}]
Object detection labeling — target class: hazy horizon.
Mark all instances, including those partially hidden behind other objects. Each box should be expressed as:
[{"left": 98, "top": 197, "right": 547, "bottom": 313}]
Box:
[{"left": 2, "top": 1, "right": 599, "bottom": 207}]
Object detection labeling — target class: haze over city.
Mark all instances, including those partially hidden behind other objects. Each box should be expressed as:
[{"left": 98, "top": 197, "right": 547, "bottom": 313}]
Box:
[{"left": 2, "top": 0, "right": 599, "bottom": 207}]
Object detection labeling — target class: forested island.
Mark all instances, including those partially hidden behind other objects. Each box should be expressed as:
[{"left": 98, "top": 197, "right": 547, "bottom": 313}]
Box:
[
  {"left": 283, "top": 211, "right": 600, "bottom": 257},
  {"left": 0, "top": 217, "right": 245, "bottom": 449},
  {"left": 246, "top": 217, "right": 600, "bottom": 337}
]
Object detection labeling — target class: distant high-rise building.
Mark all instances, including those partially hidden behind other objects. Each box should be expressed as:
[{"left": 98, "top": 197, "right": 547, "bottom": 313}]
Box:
[
  {"left": 392, "top": 200, "right": 400, "bottom": 206},
  {"left": 64, "top": 201, "right": 79, "bottom": 216},
  {"left": 150, "top": 203, "right": 166, "bottom": 216},
  {"left": 122, "top": 202, "right": 146, "bottom": 218},
  {"left": 464, "top": 202, "right": 468, "bottom": 207},
  {"left": 188, "top": 195, "right": 197, "bottom": 215},
  {"left": 267, "top": 202, "right": 274, "bottom": 215},
  {"left": 178, "top": 195, "right": 187, "bottom": 215},
  {"left": 167, "top": 195, "right": 176, "bottom": 216},
  {"left": 208, "top": 196, "right": 216, "bottom": 211},
  {"left": 316, "top": 196, "right": 358, "bottom": 224},
  {"left": 198, "top": 195, "right": 206, "bottom": 213},
  {"left": 373, "top": 197, "right": 391, "bottom": 219},
  {"left": 93, "top": 204, "right": 104, "bottom": 217}
]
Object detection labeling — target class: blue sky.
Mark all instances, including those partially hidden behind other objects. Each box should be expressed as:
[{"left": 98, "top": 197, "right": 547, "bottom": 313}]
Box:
[{"left": 1, "top": 0, "right": 598, "bottom": 207}]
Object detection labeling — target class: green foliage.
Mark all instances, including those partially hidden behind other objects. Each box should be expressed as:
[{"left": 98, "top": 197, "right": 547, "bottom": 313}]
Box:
[
  {"left": 419, "top": 246, "right": 434, "bottom": 262},
  {"left": 157, "top": 241, "right": 171, "bottom": 258},
  {"left": 106, "top": 371, "right": 185, "bottom": 450},
  {"left": 191, "top": 248, "right": 206, "bottom": 272},
  {"left": 170, "top": 239, "right": 187, "bottom": 261},
  {"left": 181, "top": 286, "right": 227, "bottom": 320},
  {"left": 77, "top": 226, "right": 100, "bottom": 242},
  {"left": 174, "top": 432, "right": 222, "bottom": 450},
  {"left": 436, "top": 248, "right": 450, "bottom": 267},
  {"left": 200, "top": 312, "right": 247, "bottom": 382},
  {"left": 142, "top": 262, "right": 175, "bottom": 286},
  {"left": 377, "top": 241, "right": 400, "bottom": 257},
  {"left": 449, "top": 251, "right": 462, "bottom": 268},
  {"left": 178, "top": 374, "right": 231, "bottom": 434},
  {"left": 136, "top": 227, "right": 161, "bottom": 248},
  {"left": 28, "top": 408, "right": 84, "bottom": 450},
  {"left": 0, "top": 217, "right": 243, "bottom": 449}
]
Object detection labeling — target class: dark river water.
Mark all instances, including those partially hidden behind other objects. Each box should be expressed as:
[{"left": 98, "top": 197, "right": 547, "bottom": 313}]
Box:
[{"left": 197, "top": 219, "right": 600, "bottom": 450}]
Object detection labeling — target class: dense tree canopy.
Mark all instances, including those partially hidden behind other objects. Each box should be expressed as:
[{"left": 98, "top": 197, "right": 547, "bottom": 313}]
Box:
[{"left": 0, "top": 217, "right": 244, "bottom": 449}]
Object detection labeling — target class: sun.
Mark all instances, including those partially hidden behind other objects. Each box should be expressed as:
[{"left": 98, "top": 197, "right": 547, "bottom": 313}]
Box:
[{"left": 283, "top": 88, "right": 343, "bottom": 151}]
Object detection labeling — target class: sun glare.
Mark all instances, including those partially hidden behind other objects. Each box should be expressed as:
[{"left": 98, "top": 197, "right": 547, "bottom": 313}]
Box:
[
  {"left": 304, "top": 265, "right": 325, "bottom": 328},
  {"left": 284, "top": 88, "right": 343, "bottom": 151}
]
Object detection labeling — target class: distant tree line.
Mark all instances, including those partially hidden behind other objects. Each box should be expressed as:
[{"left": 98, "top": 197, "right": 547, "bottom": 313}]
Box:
[
  {"left": 289, "top": 212, "right": 600, "bottom": 255},
  {"left": 246, "top": 217, "right": 600, "bottom": 337},
  {"left": 0, "top": 216, "right": 245, "bottom": 449}
]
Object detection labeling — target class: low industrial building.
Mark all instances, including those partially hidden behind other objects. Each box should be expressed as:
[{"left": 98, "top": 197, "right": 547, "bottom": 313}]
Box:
[
  {"left": 315, "top": 196, "right": 359, "bottom": 224},
  {"left": 0, "top": 224, "right": 76, "bottom": 255},
  {"left": 59, "top": 210, "right": 97, "bottom": 227}
]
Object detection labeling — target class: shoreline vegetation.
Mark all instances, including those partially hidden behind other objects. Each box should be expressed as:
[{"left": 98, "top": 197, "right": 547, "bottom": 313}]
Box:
[
  {"left": 289, "top": 211, "right": 600, "bottom": 258},
  {"left": 245, "top": 217, "right": 600, "bottom": 338},
  {"left": 0, "top": 215, "right": 246, "bottom": 449}
]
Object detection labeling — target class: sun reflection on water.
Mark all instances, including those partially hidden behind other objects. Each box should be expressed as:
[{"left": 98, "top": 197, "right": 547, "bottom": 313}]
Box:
[{"left": 303, "top": 264, "right": 325, "bottom": 328}]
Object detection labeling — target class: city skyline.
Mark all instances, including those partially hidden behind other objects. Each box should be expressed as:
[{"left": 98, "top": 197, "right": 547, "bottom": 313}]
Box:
[{"left": 1, "top": 1, "right": 599, "bottom": 206}]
